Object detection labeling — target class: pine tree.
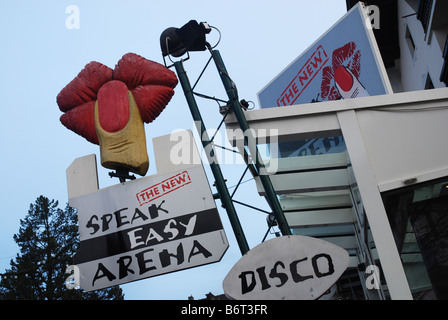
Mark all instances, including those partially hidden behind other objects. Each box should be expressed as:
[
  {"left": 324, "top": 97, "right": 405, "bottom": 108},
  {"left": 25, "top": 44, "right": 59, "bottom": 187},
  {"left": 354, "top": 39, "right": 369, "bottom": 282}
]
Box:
[{"left": 0, "top": 196, "right": 124, "bottom": 300}]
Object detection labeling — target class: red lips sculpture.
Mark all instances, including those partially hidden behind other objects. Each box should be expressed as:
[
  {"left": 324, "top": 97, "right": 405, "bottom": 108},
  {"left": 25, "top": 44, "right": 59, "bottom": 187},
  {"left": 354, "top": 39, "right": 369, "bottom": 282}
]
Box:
[
  {"left": 320, "top": 42, "right": 361, "bottom": 101},
  {"left": 57, "top": 53, "right": 178, "bottom": 176}
]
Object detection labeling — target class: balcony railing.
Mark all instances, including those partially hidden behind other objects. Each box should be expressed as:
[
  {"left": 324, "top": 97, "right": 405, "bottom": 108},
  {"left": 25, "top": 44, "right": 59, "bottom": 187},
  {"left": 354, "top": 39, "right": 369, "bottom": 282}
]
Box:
[{"left": 417, "top": 0, "right": 433, "bottom": 33}]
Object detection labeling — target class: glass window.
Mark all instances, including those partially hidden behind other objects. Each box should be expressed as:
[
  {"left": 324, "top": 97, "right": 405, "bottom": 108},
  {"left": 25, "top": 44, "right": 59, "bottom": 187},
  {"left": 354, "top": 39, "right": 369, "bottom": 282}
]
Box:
[
  {"left": 260, "top": 136, "right": 370, "bottom": 299},
  {"left": 382, "top": 178, "right": 448, "bottom": 299},
  {"left": 276, "top": 137, "right": 346, "bottom": 158}
]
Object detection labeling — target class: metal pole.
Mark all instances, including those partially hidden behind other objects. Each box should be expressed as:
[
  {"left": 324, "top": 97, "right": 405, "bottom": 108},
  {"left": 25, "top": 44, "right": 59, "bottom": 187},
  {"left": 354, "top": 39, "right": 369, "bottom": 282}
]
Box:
[
  {"left": 209, "top": 49, "right": 292, "bottom": 236},
  {"left": 174, "top": 60, "right": 250, "bottom": 255}
]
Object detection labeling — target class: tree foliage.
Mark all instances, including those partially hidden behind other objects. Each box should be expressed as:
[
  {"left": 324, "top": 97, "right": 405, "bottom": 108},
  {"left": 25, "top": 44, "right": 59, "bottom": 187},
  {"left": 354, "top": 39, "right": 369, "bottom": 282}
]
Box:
[{"left": 0, "top": 196, "right": 124, "bottom": 300}]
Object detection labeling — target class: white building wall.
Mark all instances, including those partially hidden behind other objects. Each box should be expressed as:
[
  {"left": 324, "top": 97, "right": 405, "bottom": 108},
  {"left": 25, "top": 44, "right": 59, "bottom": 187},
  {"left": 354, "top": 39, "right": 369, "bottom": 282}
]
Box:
[
  {"left": 395, "top": 0, "right": 447, "bottom": 91},
  {"left": 225, "top": 86, "right": 448, "bottom": 299}
]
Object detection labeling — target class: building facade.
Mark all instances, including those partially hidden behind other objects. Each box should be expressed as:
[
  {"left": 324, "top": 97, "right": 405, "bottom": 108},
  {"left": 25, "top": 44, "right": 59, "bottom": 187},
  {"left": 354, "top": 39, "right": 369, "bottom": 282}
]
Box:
[
  {"left": 223, "top": 0, "right": 448, "bottom": 300},
  {"left": 352, "top": 0, "right": 448, "bottom": 92}
]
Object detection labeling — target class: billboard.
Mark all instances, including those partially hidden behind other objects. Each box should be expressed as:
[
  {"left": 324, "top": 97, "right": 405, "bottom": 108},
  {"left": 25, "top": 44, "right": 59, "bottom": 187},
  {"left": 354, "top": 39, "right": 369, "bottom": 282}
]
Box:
[
  {"left": 258, "top": 2, "right": 391, "bottom": 108},
  {"left": 66, "top": 154, "right": 228, "bottom": 292}
]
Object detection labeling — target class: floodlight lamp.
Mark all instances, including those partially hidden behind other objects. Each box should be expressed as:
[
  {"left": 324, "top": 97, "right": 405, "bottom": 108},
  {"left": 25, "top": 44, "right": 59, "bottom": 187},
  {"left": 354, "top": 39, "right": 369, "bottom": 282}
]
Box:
[
  {"left": 160, "top": 27, "right": 187, "bottom": 58},
  {"left": 160, "top": 20, "right": 212, "bottom": 59},
  {"left": 267, "top": 214, "right": 278, "bottom": 227}
]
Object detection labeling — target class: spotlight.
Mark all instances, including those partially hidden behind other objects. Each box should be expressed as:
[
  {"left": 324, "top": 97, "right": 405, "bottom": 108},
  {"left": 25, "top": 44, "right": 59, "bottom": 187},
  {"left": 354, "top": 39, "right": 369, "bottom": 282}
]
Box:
[
  {"left": 160, "top": 20, "right": 211, "bottom": 64},
  {"left": 160, "top": 20, "right": 292, "bottom": 243},
  {"left": 267, "top": 214, "right": 278, "bottom": 227}
]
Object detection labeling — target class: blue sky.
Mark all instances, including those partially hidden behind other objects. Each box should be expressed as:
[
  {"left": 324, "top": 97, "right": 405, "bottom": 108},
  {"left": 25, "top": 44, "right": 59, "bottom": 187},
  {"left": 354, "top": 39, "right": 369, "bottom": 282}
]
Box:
[{"left": 0, "top": 0, "right": 346, "bottom": 299}]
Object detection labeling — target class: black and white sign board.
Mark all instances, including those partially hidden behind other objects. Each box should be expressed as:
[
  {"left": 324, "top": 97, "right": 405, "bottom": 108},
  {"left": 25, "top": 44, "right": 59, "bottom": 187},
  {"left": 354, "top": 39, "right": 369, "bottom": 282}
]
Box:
[
  {"left": 66, "top": 131, "right": 228, "bottom": 291},
  {"left": 222, "top": 235, "right": 349, "bottom": 300}
]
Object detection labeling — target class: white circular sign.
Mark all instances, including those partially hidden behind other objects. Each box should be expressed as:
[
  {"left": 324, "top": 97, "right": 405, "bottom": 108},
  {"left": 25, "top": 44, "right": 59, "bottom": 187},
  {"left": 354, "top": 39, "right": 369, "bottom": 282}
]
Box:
[{"left": 223, "top": 235, "right": 349, "bottom": 300}]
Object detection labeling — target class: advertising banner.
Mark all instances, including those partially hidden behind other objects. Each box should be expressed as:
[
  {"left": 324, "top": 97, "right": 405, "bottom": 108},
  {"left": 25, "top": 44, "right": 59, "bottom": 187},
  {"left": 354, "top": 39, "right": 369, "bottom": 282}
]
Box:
[
  {"left": 67, "top": 158, "right": 228, "bottom": 291},
  {"left": 223, "top": 235, "right": 349, "bottom": 300},
  {"left": 257, "top": 3, "right": 391, "bottom": 158},
  {"left": 258, "top": 2, "right": 391, "bottom": 108}
]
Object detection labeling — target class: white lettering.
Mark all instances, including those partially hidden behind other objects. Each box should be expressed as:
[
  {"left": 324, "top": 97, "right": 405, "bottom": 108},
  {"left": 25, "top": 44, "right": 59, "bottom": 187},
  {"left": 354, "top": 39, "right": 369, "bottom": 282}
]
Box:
[
  {"left": 65, "top": 5, "right": 80, "bottom": 30},
  {"left": 127, "top": 227, "right": 145, "bottom": 249},
  {"left": 179, "top": 215, "right": 197, "bottom": 235},
  {"left": 365, "top": 265, "right": 381, "bottom": 290},
  {"left": 145, "top": 228, "right": 164, "bottom": 244},
  {"left": 126, "top": 214, "right": 198, "bottom": 248},
  {"left": 365, "top": 5, "right": 380, "bottom": 30},
  {"left": 169, "top": 130, "right": 201, "bottom": 165},
  {"left": 181, "top": 304, "right": 215, "bottom": 317},
  {"left": 65, "top": 265, "right": 80, "bottom": 290},
  {"left": 163, "top": 219, "right": 179, "bottom": 240}
]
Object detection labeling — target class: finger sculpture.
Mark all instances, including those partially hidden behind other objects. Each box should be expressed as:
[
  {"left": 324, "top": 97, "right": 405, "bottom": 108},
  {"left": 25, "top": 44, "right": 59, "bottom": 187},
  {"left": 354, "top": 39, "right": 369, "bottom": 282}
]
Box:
[{"left": 57, "top": 53, "right": 178, "bottom": 176}]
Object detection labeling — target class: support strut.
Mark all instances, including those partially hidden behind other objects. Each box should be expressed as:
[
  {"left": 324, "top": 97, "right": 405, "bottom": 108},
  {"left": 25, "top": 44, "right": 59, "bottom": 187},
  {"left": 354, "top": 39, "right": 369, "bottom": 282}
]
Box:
[{"left": 174, "top": 60, "right": 250, "bottom": 255}]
